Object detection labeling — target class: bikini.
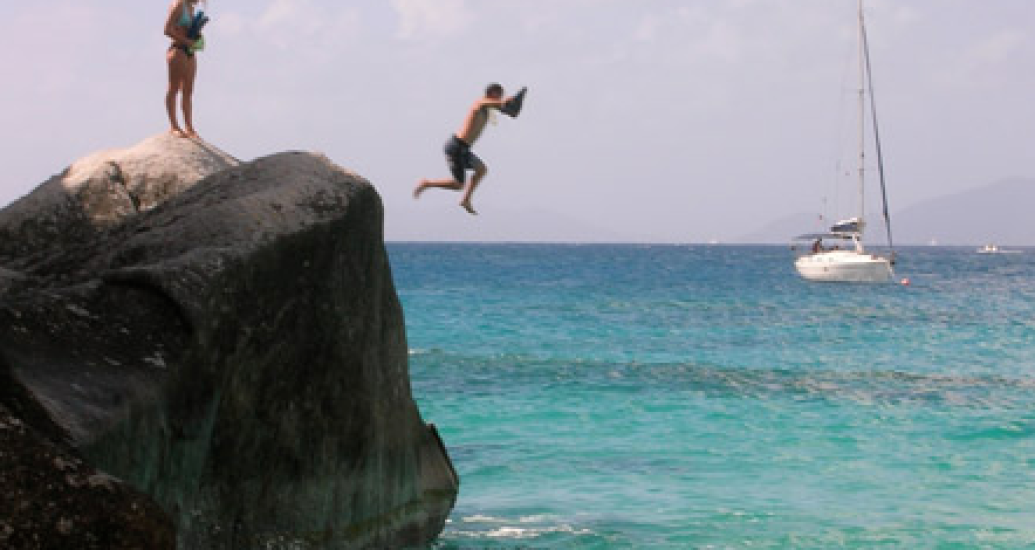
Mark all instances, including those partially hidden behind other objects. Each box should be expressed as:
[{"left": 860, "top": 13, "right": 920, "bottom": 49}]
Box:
[{"left": 169, "top": 4, "right": 194, "bottom": 57}]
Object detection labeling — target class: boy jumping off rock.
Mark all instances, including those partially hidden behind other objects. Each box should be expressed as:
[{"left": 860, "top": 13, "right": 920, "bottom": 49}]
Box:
[{"left": 414, "top": 83, "right": 526, "bottom": 215}]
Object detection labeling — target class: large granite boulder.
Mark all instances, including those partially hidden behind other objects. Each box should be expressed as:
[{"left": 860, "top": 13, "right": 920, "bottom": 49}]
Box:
[{"left": 0, "top": 136, "right": 458, "bottom": 548}]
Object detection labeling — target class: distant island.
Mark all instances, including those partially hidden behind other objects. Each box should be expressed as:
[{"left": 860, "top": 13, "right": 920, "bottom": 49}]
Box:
[{"left": 737, "top": 177, "right": 1035, "bottom": 247}]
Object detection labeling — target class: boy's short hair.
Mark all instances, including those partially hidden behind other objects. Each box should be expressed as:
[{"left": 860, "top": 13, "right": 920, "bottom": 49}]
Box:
[{"left": 485, "top": 83, "right": 504, "bottom": 97}]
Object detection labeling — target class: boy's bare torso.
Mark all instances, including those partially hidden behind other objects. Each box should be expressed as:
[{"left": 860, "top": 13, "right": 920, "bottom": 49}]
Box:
[{"left": 457, "top": 103, "right": 491, "bottom": 145}]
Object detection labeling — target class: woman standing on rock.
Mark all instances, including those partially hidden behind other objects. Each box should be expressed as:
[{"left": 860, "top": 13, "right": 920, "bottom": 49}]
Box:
[{"left": 164, "top": 0, "right": 205, "bottom": 138}]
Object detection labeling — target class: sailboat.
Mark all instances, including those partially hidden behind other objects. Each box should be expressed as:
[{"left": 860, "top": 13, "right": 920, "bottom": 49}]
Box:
[{"left": 793, "top": 0, "right": 895, "bottom": 283}]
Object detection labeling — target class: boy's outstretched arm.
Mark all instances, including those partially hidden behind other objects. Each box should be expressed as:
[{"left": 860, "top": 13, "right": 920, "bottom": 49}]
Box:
[{"left": 477, "top": 98, "right": 508, "bottom": 110}]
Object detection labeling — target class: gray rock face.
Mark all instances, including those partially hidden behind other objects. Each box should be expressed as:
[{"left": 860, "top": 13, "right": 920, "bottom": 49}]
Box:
[
  {"left": 0, "top": 390, "right": 176, "bottom": 550},
  {"left": 0, "top": 134, "right": 239, "bottom": 269},
  {"left": 0, "top": 136, "right": 458, "bottom": 548}
]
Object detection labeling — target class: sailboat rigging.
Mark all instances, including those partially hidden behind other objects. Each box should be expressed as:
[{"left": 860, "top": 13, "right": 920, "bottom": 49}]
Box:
[{"left": 793, "top": 0, "right": 896, "bottom": 283}]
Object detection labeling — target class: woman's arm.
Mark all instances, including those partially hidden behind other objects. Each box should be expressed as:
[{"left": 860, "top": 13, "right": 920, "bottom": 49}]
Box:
[{"left": 164, "top": 0, "right": 193, "bottom": 47}]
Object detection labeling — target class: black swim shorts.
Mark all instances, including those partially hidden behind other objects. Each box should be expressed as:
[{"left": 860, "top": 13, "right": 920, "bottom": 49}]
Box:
[{"left": 444, "top": 135, "right": 484, "bottom": 185}]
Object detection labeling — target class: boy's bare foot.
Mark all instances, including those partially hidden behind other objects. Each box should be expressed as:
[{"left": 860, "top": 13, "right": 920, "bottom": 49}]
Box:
[
  {"left": 460, "top": 201, "right": 478, "bottom": 215},
  {"left": 185, "top": 128, "right": 199, "bottom": 139},
  {"left": 413, "top": 180, "right": 428, "bottom": 199},
  {"left": 170, "top": 128, "right": 187, "bottom": 138}
]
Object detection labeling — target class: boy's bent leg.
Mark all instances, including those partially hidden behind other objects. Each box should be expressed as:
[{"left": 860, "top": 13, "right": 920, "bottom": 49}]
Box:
[
  {"left": 414, "top": 178, "right": 464, "bottom": 198},
  {"left": 459, "top": 163, "right": 488, "bottom": 215},
  {"left": 417, "top": 137, "right": 470, "bottom": 199}
]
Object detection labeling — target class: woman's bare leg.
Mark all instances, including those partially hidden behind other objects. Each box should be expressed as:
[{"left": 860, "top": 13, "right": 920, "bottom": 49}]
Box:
[
  {"left": 182, "top": 56, "right": 198, "bottom": 138},
  {"left": 166, "top": 49, "right": 187, "bottom": 137}
]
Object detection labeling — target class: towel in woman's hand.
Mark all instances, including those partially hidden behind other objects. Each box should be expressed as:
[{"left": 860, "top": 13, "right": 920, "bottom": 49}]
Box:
[
  {"left": 188, "top": 11, "right": 209, "bottom": 40},
  {"left": 188, "top": 11, "right": 209, "bottom": 52}
]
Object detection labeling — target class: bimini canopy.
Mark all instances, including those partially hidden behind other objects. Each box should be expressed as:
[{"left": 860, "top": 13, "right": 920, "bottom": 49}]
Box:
[{"left": 793, "top": 232, "right": 859, "bottom": 242}]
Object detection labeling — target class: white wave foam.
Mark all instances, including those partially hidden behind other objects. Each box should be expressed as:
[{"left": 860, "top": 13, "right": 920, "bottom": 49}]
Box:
[
  {"left": 486, "top": 524, "right": 593, "bottom": 539},
  {"left": 455, "top": 518, "right": 592, "bottom": 541},
  {"left": 461, "top": 514, "right": 506, "bottom": 523}
]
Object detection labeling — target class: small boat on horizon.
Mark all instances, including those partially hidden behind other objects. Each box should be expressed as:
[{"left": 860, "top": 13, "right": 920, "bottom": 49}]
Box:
[{"left": 977, "top": 244, "right": 1021, "bottom": 254}]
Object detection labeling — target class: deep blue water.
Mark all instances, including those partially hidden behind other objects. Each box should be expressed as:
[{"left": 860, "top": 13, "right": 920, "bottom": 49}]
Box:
[{"left": 389, "top": 243, "right": 1035, "bottom": 549}]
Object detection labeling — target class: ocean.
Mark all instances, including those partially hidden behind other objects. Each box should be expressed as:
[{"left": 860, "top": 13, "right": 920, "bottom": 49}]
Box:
[{"left": 388, "top": 243, "right": 1035, "bottom": 549}]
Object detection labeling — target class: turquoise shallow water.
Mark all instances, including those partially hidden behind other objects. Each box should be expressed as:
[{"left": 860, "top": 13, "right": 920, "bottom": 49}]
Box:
[{"left": 389, "top": 243, "right": 1035, "bottom": 549}]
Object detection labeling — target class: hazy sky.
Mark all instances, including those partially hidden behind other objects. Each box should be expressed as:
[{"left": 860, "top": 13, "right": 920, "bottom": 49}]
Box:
[{"left": 2, "top": 1, "right": 1033, "bottom": 242}]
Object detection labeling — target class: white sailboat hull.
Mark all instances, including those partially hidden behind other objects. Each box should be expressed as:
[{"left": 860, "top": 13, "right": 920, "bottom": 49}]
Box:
[{"left": 795, "top": 250, "right": 892, "bottom": 283}]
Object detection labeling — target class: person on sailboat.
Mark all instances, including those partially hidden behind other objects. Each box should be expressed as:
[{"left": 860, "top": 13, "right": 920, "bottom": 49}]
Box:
[{"left": 413, "top": 83, "right": 525, "bottom": 215}]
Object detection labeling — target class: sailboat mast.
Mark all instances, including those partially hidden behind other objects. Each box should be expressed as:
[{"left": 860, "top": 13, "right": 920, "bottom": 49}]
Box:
[
  {"left": 857, "top": 0, "right": 866, "bottom": 226},
  {"left": 861, "top": 0, "right": 896, "bottom": 257}
]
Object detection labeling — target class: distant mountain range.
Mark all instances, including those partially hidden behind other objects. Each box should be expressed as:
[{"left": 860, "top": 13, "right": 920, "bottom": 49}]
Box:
[
  {"left": 388, "top": 206, "right": 654, "bottom": 243},
  {"left": 737, "top": 178, "right": 1035, "bottom": 246}
]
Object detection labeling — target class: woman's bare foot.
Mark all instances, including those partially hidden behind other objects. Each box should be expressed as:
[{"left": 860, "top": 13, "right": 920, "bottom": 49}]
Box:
[
  {"left": 460, "top": 200, "right": 478, "bottom": 215},
  {"left": 413, "top": 180, "right": 429, "bottom": 199},
  {"left": 170, "top": 128, "right": 188, "bottom": 138},
  {"left": 185, "top": 128, "right": 199, "bottom": 139}
]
